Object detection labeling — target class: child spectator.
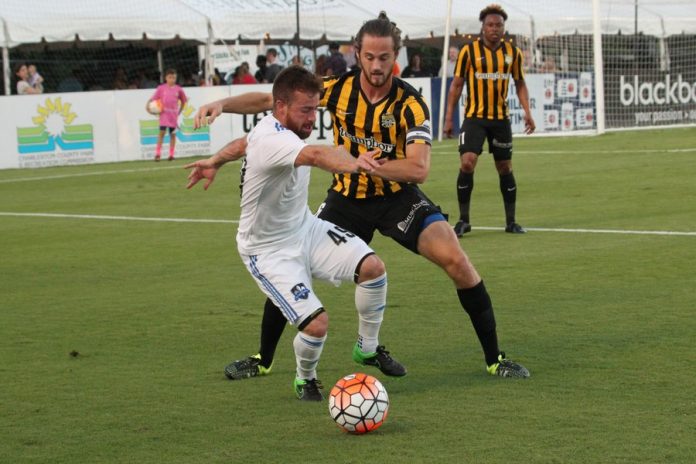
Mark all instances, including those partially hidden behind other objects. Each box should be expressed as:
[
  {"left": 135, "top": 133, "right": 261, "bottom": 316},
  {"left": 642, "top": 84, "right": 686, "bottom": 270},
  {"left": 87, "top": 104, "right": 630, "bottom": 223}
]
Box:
[{"left": 147, "top": 69, "right": 188, "bottom": 161}]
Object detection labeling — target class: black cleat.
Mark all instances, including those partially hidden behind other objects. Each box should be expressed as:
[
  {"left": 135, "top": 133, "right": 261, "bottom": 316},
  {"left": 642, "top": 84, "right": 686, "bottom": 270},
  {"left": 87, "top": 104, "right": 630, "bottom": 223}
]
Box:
[
  {"left": 224, "top": 354, "right": 272, "bottom": 380},
  {"left": 294, "top": 378, "right": 324, "bottom": 401},
  {"left": 487, "top": 352, "right": 530, "bottom": 378},
  {"left": 454, "top": 220, "right": 472, "bottom": 237},
  {"left": 505, "top": 222, "right": 526, "bottom": 234},
  {"left": 353, "top": 343, "right": 407, "bottom": 377}
]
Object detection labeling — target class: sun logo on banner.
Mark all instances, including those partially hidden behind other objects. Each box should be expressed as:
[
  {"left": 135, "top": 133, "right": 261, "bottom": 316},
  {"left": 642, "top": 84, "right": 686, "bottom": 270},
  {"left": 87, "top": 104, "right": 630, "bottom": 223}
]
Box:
[
  {"left": 16, "top": 97, "right": 94, "bottom": 154},
  {"left": 139, "top": 101, "right": 210, "bottom": 146}
]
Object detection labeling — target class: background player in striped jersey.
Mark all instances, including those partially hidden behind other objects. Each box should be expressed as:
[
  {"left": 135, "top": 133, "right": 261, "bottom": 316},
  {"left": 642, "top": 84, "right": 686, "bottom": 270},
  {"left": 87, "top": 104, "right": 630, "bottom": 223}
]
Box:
[
  {"left": 444, "top": 3, "right": 536, "bottom": 236},
  {"left": 194, "top": 12, "right": 530, "bottom": 380}
]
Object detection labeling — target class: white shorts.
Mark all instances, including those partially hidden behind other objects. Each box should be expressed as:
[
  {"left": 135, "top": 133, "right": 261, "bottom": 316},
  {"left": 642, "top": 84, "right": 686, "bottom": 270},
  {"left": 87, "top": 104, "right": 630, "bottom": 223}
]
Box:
[{"left": 240, "top": 217, "right": 374, "bottom": 328}]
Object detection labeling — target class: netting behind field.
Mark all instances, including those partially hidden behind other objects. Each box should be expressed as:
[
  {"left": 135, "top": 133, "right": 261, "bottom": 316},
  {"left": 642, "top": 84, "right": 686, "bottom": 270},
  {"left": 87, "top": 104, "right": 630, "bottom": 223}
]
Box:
[{"left": 3, "top": 0, "right": 696, "bottom": 131}]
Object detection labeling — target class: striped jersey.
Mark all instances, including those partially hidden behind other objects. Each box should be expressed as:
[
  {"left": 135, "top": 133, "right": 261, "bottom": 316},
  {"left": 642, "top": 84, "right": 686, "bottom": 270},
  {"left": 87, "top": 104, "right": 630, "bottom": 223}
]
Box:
[
  {"left": 320, "top": 69, "right": 431, "bottom": 199},
  {"left": 454, "top": 37, "right": 524, "bottom": 120}
]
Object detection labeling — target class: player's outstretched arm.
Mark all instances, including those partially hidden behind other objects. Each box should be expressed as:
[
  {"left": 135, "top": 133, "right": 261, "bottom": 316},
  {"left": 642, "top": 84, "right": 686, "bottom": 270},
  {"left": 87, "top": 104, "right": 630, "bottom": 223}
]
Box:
[
  {"left": 371, "top": 142, "right": 431, "bottom": 184},
  {"left": 184, "top": 136, "right": 248, "bottom": 190},
  {"left": 194, "top": 93, "right": 273, "bottom": 129},
  {"left": 296, "top": 145, "right": 381, "bottom": 174}
]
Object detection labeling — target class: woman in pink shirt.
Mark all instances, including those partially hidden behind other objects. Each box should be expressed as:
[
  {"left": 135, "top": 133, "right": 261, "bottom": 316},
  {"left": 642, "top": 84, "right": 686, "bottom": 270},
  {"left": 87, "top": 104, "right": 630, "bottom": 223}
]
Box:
[{"left": 147, "top": 69, "right": 188, "bottom": 161}]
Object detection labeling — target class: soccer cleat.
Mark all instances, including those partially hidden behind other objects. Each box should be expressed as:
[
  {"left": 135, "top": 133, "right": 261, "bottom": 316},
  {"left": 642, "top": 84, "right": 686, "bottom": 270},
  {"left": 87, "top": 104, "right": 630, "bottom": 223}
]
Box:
[
  {"left": 505, "top": 222, "right": 526, "bottom": 234},
  {"left": 352, "top": 343, "right": 407, "bottom": 377},
  {"left": 487, "top": 352, "right": 530, "bottom": 378},
  {"left": 154, "top": 155, "right": 161, "bottom": 162},
  {"left": 454, "top": 220, "right": 472, "bottom": 237},
  {"left": 168, "top": 156, "right": 175, "bottom": 161},
  {"left": 294, "top": 378, "right": 324, "bottom": 401},
  {"left": 224, "top": 354, "right": 272, "bottom": 380}
]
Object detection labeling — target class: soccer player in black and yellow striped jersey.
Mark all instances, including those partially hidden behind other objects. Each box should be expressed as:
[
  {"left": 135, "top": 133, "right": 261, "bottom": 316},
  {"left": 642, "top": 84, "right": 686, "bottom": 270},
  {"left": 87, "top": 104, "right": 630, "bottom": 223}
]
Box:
[
  {"left": 191, "top": 11, "right": 530, "bottom": 382},
  {"left": 444, "top": 4, "right": 536, "bottom": 236}
]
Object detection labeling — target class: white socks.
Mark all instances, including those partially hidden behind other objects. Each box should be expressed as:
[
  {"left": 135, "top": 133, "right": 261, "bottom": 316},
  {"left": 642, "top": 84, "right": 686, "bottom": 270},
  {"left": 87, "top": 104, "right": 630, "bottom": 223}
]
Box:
[
  {"left": 293, "top": 332, "right": 326, "bottom": 380},
  {"left": 354, "top": 273, "right": 387, "bottom": 354}
]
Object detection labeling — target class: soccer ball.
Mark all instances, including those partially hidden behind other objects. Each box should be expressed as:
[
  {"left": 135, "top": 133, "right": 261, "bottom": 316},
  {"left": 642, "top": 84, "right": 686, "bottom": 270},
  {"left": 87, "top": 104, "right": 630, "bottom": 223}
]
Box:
[
  {"left": 147, "top": 99, "right": 162, "bottom": 114},
  {"left": 328, "top": 373, "right": 389, "bottom": 434}
]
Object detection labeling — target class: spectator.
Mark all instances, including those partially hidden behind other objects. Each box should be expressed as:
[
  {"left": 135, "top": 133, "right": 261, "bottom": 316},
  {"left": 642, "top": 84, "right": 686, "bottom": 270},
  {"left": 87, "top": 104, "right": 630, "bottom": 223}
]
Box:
[
  {"left": 324, "top": 42, "right": 347, "bottom": 76},
  {"left": 254, "top": 54, "right": 267, "bottom": 83},
  {"left": 264, "top": 48, "right": 284, "bottom": 83},
  {"left": 113, "top": 67, "right": 128, "bottom": 90},
  {"left": 57, "top": 69, "right": 84, "bottom": 93},
  {"left": 314, "top": 54, "right": 327, "bottom": 76},
  {"left": 401, "top": 52, "right": 431, "bottom": 78},
  {"left": 27, "top": 64, "right": 44, "bottom": 93},
  {"left": 14, "top": 63, "right": 41, "bottom": 95},
  {"left": 232, "top": 62, "right": 257, "bottom": 85},
  {"left": 446, "top": 46, "right": 459, "bottom": 77}
]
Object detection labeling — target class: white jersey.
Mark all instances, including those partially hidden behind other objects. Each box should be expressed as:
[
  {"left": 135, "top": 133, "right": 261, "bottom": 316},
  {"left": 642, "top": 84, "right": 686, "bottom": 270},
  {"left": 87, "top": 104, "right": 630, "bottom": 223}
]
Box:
[{"left": 236, "top": 113, "right": 313, "bottom": 255}]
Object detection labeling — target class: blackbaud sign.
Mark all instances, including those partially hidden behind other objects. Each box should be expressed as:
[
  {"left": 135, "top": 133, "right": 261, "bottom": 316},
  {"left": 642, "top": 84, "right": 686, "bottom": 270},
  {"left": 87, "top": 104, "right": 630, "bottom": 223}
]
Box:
[{"left": 620, "top": 74, "right": 696, "bottom": 106}]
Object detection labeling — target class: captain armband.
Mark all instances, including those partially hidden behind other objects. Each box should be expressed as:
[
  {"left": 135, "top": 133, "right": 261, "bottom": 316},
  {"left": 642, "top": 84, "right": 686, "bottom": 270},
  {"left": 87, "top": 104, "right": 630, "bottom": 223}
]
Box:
[{"left": 406, "top": 121, "right": 432, "bottom": 145}]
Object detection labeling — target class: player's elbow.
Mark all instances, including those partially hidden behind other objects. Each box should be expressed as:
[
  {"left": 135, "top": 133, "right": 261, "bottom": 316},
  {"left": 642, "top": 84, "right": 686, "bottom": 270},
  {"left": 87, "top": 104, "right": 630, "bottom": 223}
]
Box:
[{"left": 409, "top": 162, "right": 430, "bottom": 184}]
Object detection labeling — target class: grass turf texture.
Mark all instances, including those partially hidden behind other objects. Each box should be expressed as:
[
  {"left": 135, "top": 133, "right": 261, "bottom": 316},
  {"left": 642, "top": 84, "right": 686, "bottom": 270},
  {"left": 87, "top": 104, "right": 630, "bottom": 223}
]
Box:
[{"left": 1, "top": 128, "right": 694, "bottom": 463}]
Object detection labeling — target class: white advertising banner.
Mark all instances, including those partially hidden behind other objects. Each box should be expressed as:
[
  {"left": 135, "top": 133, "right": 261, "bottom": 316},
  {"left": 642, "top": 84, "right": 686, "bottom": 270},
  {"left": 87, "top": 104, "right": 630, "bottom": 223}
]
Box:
[
  {"left": 2, "top": 92, "right": 118, "bottom": 169},
  {"left": 114, "top": 87, "right": 230, "bottom": 162}
]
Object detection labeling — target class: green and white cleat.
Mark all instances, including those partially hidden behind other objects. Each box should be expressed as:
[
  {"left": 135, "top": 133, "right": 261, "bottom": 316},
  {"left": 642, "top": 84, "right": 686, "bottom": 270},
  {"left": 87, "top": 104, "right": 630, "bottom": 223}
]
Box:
[
  {"left": 293, "top": 378, "right": 324, "bottom": 401},
  {"left": 487, "top": 352, "right": 530, "bottom": 378},
  {"left": 352, "top": 343, "right": 407, "bottom": 377},
  {"left": 224, "top": 354, "right": 272, "bottom": 380}
]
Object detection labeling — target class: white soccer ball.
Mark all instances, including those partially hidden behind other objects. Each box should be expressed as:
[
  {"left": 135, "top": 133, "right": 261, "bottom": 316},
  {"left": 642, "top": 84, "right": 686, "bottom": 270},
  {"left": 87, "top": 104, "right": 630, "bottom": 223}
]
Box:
[
  {"left": 328, "top": 372, "right": 389, "bottom": 434},
  {"left": 147, "top": 100, "right": 162, "bottom": 114}
]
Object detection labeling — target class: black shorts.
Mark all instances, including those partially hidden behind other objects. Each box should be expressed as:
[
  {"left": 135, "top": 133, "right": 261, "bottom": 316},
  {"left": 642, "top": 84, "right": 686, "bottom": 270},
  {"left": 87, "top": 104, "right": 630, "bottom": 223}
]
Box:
[
  {"left": 458, "top": 118, "right": 512, "bottom": 160},
  {"left": 159, "top": 126, "right": 177, "bottom": 134},
  {"left": 316, "top": 186, "right": 446, "bottom": 254}
]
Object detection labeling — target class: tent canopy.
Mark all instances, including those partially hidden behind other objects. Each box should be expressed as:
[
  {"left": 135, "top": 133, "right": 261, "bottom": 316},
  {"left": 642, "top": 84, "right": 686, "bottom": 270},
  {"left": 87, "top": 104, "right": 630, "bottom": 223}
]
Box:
[{"left": 3, "top": 0, "right": 696, "bottom": 49}]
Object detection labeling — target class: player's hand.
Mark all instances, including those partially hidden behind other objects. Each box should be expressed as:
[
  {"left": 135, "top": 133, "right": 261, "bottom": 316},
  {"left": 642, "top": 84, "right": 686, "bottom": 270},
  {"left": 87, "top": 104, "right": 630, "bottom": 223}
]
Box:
[
  {"left": 443, "top": 119, "right": 454, "bottom": 138},
  {"left": 184, "top": 159, "right": 218, "bottom": 190},
  {"left": 356, "top": 151, "right": 382, "bottom": 173},
  {"left": 524, "top": 114, "right": 536, "bottom": 135},
  {"left": 194, "top": 102, "right": 223, "bottom": 129}
]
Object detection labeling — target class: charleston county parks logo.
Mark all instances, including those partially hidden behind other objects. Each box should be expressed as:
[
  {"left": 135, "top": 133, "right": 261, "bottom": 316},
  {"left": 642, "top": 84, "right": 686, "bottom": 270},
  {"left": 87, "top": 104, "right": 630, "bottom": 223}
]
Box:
[
  {"left": 16, "top": 98, "right": 94, "bottom": 154},
  {"left": 139, "top": 103, "right": 210, "bottom": 146}
]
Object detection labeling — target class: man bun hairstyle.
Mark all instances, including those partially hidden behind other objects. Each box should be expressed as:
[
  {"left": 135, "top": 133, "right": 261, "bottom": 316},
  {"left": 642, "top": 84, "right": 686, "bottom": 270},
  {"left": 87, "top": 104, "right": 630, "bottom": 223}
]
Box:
[
  {"left": 355, "top": 10, "right": 402, "bottom": 51},
  {"left": 272, "top": 65, "right": 323, "bottom": 105},
  {"left": 479, "top": 4, "right": 508, "bottom": 22}
]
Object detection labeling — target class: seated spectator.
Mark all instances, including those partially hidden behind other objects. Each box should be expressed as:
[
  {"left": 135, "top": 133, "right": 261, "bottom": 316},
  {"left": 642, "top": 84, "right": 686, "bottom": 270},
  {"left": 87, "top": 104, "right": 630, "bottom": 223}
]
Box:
[
  {"left": 57, "top": 70, "right": 84, "bottom": 93},
  {"left": 254, "top": 54, "right": 267, "bottom": 83},
  {"left": 232, "top": 62, "right": 257, "bottom": 85},
  {"left": 324, "top": 42, "right": 347, "bottom": 76},
  {"left": 113, "top": 67, "right": 128, "bottom": 90},
  {"left": 401, "top": 53, "right": 431, "bottom": 78}
]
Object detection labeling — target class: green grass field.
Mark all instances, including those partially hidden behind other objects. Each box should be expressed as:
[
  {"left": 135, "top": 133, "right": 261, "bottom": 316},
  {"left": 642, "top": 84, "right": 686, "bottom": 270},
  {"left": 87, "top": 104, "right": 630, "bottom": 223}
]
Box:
[{"left": 1, "top": 128, "right": 694, "bottom": 463}]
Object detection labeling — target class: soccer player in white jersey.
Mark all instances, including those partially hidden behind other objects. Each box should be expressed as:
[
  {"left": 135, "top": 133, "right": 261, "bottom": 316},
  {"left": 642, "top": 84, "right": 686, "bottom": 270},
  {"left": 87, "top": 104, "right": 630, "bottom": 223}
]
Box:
[{"left": 184, "top": 66, "right": 400, "bottom": 401}]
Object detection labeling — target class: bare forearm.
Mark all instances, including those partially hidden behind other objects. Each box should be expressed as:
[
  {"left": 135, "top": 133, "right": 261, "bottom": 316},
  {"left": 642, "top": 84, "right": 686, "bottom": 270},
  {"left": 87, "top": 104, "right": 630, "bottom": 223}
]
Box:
[
  {"left": 305, "top": 145, "right": 360, "bottom": 173},
  {"left": 211, "top": 137, "right": 247, "bottom": 167},
  {"left": 221, "top": 92, "right": 273, "bottom": 114},
  {"left": 516, "top": 81, "right": 532, "bottom": 115}
]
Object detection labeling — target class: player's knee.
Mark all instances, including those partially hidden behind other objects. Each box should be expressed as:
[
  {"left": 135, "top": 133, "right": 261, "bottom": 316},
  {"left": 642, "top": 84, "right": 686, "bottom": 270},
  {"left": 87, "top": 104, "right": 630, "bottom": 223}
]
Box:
[
  {"left": 460, "top": 152, "right": 477, "bottom": 172},
  {"left": 445, "top": 252, "right": 481, "bottom": 288},
  {"left": 495, "top": 160, "right": 512, "bottom": 174},
  {"left": 355, "top": 253, "right": 385, "bottom": 283},
  {"left": 300, "top": 310, "right": 328, "bottom": 338}
]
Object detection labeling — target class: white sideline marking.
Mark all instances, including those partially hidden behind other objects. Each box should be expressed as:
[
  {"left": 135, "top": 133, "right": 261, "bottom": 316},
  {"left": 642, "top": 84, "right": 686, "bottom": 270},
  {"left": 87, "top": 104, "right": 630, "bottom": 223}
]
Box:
[
  {"left": 0, "top": 212, "right": 237, "bottom": 224},
  {"left": 2, "top": 212, "right": 694, "bottom": 236},
  {"left": 0, "top": 165, "right": 182, "bottom": 184},
  {"left": 474, "top": 226, "right": 696, "bottom": 237}
]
